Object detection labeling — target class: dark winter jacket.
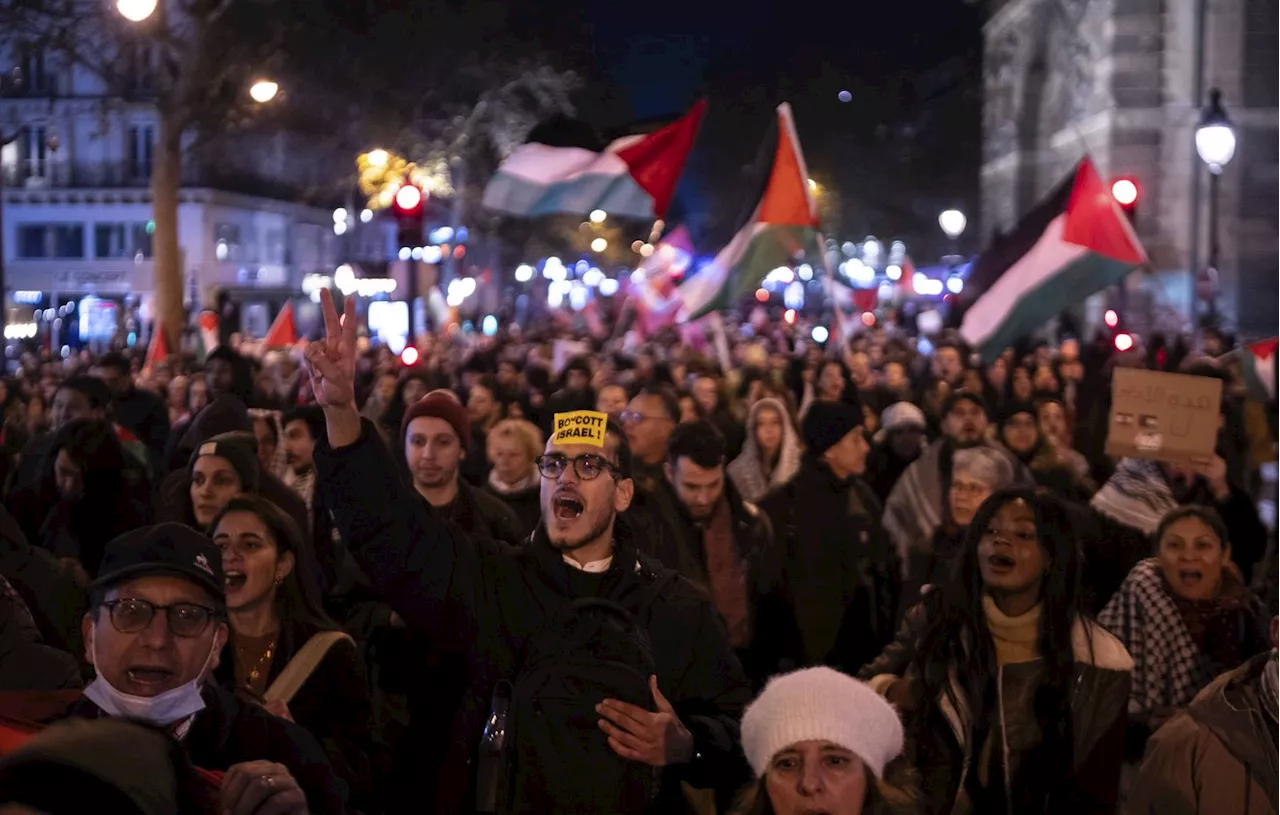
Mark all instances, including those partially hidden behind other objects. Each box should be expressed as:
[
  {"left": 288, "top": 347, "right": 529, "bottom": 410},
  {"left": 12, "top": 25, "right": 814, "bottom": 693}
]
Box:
[
  {"left": 215, "top": 619, "right": 377, "bottom": 811},
  {"left": 110, "top": 386, "right": 171, "bottom": 479},
  {"left": 1126, "top": 652, "right": 1278, "bottom": 815},
  {"left": 316, "top": 418, "right": 752, "bottom": 815},
  {"left": 483, "top": 482, "right": 541, "bottom": 540},
  {"left": 434, "top": 478, "right": 525, "bottom": 550},
  {"left": 858, "top": 599, "right": 1134, "bottom": 815},
  {"left": 637, "top": 478, "right": 802, "bottom": 687},
  {"left": 53, "top": 684, "right": 347, "bottom": 814},
  {"left": 0, "top": 505, "right": 85, "bottom": 660},
  {"left": 758, "top": 457, "right": 901, "bottom": 673},
  {"left": 0, "top": 573, "right": 80, "bottom": 691}
]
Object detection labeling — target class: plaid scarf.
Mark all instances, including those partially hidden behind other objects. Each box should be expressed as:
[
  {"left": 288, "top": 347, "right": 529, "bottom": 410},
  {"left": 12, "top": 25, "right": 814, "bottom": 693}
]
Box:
[
  {"left": 1098, "top": 558, "right": 1217, "bottom": 715},
  {"left": 1090, "top": 458, "right": 1178, "bottom": 535}
]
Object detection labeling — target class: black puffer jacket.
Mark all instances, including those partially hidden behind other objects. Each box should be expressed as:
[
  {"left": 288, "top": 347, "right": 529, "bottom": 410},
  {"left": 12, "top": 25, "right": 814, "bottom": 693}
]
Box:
[
  {"left": 858, "top": 599, "right": 1134, "bottom": 815},
  {"left": 0, "top": 572, "right": 80, "bottom": 691},
  {"left": 316, "top": 419, "right": 751, "bottom": 815}
]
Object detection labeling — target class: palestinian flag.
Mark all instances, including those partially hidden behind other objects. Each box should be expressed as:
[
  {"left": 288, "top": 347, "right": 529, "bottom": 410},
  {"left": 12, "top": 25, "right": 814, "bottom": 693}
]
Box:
[
  {"left": 1240, "top": 337, "right": 1277, "bottom": 402},
  {"left": 482, "top": 100, "right": 705, "bottom": 220},
  {"left": 141, "top": 323, "right": 169, "bottom": 373},
  {"left": 677, "top": 103, "right": 820, "bottom": 321},
  {"left": 196, "top": 310, "right": 219, "bottom": 364},
  {"left": 960, "top": 156, "right": 1147, "bottom": 361},
  {"left": 263, "top": 301, "right": 297, "bottom": 348}
]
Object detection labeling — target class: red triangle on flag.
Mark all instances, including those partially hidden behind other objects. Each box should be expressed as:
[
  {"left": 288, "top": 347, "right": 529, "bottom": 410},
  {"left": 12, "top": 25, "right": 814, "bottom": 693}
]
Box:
[
  {"left": 263, "top": 302, "right": 297, "bottom": 348},
  {"left": 1062, "top": 156, "right": 1147, "bottom": 265},
  {"left": 757, "top": 104, "right": 821, "bottom": 229},
  {"left": 1249, "top": 337, "right": 1278, "bottom": 361},
  {"left": 142, "top": 324, "right": 169, "bottom": 372},
  {"left": 616, "top": 99, "right": 706, "bottom": 219}
]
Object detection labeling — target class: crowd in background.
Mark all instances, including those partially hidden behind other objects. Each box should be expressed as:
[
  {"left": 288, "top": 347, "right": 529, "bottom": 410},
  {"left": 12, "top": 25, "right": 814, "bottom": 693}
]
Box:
[{"left": 0, "top": 310, "right": 1272, "bottom": 815}]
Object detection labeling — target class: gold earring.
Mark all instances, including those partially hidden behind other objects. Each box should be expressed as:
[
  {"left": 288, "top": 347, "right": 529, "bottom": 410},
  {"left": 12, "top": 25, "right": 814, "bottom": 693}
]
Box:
[{"left": 273, "top": 577, "right": 283, "bottom": 588}]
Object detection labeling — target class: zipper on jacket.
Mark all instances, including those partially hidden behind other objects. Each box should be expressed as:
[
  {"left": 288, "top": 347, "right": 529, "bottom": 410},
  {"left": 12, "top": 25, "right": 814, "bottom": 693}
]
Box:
[{"left": 997, "top": 663, "right": 1013, "bottom": 815}]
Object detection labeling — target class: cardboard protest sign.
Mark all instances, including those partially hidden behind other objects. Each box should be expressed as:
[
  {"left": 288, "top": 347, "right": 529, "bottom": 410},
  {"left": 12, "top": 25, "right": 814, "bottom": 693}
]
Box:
[
  {"left": 551, "top": 411, "right": 608, "bottom": 447},
  {"left": 1106, "top": 368, "right": 1222, "bottom": 465}
]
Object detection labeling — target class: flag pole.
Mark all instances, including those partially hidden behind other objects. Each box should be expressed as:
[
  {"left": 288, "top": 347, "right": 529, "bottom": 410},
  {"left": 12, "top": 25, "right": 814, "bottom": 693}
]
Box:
[{"left": 817, "top": 234, "right": 847, "bottom": 349}]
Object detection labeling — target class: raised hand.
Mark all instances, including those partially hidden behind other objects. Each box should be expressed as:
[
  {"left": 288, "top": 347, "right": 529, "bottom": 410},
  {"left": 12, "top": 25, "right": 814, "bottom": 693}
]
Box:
[{"left": 304, "top": 289, "right": 358, "bottom": 410}]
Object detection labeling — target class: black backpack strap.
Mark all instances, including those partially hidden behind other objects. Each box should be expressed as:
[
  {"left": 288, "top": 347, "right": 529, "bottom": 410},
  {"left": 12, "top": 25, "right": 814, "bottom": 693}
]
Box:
[{"left": 475, "top": 679, "right": 513, "bottom": 814}]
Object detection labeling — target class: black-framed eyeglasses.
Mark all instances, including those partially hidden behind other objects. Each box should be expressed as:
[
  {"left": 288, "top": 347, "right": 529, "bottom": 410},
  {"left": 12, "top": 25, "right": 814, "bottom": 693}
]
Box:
[
  {"left": 535, "top": 453, "right": 619, "bottom": 481},
  {"left": 101, "top": 598, "right": 221, "bottom": 638}
]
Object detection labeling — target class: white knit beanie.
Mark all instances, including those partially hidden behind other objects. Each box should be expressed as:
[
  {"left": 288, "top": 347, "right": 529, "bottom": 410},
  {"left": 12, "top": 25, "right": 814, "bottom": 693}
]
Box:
[{"left": 740, "top": 667, "right": 904, "bottom": 779}]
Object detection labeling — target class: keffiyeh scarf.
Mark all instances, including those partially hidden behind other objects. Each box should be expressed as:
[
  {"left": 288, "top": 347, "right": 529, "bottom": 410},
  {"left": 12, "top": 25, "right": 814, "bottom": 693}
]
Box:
[
  {"left": 1090, "top": 458, "right": 1178, "bottom": 535},
  {"left": 1098, "top": 558, "right": 1216, "bottom": 715}
]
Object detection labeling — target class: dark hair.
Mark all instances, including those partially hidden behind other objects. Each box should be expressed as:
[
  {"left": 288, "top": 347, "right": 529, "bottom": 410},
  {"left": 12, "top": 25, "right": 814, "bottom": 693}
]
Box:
[
  {"left": 910, "top": 488, "right": 1085, "bottom": 788},
  {"left": 57, "top": 376, "right": 111, "bottom": 411},
  {"left": 1152, "top": 504, "right": 1230, "bottom": 554},
  {"left": 668, "top": 420, "right": 726, "bottom": 469},
  {"left": 95, "top": 352, "right": 130, "bottom": 376},
  {"left": 281, "top": 405, "right": 325, "bottom": 443},
  {"left": 603, "top": 419, "right": 634, "bottom": 479},
  {"left": 379, "top": 370, "right": 440, "bottom": 436},
  {"left": 252, "top": 412, "right": 279, "bottom": 446},
  {"left": 207, "top": 495, "right": 335, "bottom": 632},
  {"left": 637, "top": 383, "right": 681, "bottom": 423}
]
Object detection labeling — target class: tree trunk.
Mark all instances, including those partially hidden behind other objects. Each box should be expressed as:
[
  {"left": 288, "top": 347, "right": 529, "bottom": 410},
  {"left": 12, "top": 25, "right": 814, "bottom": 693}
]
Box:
[{"left": 151, "top": 106, "right": 184, "bottom": 357}]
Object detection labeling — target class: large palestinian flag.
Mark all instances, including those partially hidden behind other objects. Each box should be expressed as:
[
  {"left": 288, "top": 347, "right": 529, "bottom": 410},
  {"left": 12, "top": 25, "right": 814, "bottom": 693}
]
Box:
[
  {"left": 960, "top": 156, "right": 1147, "bottom": 361},
  {"left": 677, "top": 103, "right": 820, "bottom": 321},
  {"left": 482, "top": 100, "right": 705, "bottom": 221},
  {"left": 1240, "top": 337, "right": 1277, "bottom": 402}
]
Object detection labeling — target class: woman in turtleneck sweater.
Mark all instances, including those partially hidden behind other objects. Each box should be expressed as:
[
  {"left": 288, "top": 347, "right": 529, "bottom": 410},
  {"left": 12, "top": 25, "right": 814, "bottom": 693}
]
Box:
[
  {"left": 482, "top": 418, "right": 544, "bottom": 539},
  {"left": 858, "top": 488, "right": 1134, "bottom": 815}
]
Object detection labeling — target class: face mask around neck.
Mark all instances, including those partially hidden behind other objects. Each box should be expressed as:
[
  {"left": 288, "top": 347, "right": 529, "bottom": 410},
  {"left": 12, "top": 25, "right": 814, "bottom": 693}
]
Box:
[{"left": 83, "top": 630, "right": 219, "bottom": 727}]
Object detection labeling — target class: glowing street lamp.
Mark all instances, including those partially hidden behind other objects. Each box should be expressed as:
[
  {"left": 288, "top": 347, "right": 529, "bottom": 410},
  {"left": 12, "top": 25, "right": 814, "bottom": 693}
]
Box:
[
  {"left": 116, "top": 0, "right": 157, "bottom": 22},
  {"left": 938, "top": 209, "right": 967, "bottom": 240},
  {"left": 249, "top": 80, "right": 279, "bottom": 104}
]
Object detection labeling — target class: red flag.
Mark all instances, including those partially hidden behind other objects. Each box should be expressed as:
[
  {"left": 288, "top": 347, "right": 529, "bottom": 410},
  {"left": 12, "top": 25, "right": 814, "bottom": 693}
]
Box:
[
  {"left": 142, "top": 324, "right": 169, "bottom": 372},
  {"left": 263, "top": 302, "right": 297, "bottom": 348}
]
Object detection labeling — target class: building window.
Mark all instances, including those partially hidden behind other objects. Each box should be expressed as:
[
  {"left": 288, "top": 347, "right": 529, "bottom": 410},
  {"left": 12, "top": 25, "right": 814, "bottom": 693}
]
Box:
[
  {"left": 128, "top": 126, "right": 154, "bottom": 180},
  {"left": 22, "top": 126, "right": 48, "bottom": 179},
  {"left": 214, "top": 224, "right": 241, "bottom": 262},
  {"left": 93, "top": 223, "right": 153, "bottom": 259},
  {"left": 123, "top": 42, "right": 157, "bottom": 93},
  {"left": 17, "top": 224, "right": 84, "bottom": 259},
  {"left": 19, "top": 45, "right": 47, "bottom": 94}
]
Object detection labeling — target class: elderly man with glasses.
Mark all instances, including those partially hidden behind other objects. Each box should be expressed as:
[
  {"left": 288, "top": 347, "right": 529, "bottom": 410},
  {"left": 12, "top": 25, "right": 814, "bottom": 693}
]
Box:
[{"left": 54, "top": 523, "right": 346, "bottom": 814}]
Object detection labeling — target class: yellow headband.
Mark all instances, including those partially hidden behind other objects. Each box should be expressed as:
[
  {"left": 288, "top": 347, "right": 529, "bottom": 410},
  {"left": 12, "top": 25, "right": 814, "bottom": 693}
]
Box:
[{"left": 551, "top": 410, "right": 609, "bottom": 448}]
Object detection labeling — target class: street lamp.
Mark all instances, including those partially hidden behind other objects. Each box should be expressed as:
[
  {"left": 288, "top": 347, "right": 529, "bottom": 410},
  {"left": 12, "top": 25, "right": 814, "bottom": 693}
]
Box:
[
  {"left": 1194, "top": 89, "right": 1235, "bottom": 323},
  {"left": 116, "top": 0, "right": 157, "bottom": 22},
  {"left": 938, "top": 209, "right": 967, "bottom": 240},
  {"left": 249, "top": 80, "right": 279, "bottom": 104}
]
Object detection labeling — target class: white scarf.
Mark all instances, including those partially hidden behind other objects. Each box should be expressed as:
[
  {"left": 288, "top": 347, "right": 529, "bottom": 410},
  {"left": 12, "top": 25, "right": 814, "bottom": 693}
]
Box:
[{"left": 487, "top": 468, "right": 538, "bottom": 495}]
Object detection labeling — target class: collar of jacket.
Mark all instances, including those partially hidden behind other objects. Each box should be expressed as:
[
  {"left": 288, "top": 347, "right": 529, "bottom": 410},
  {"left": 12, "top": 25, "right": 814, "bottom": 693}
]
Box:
[
  {"left": 1186, "top": 651, "right": 1280, "bottom": 802},
  {"left": 526, "top": 513, "right": 650, "bottom": 582},
  {"left": 797, "top": 454, "right": 858, "bottom": 492}
]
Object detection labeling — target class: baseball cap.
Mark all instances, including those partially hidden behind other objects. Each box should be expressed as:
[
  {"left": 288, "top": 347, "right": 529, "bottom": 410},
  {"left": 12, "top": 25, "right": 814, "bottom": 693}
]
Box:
[{"left": 92, "top": 523, "right": 225, "bottom": 603}]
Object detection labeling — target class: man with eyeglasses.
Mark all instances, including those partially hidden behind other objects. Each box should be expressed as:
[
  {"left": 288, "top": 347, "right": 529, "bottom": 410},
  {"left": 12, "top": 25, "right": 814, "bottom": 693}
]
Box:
[
  {"left": 50, "top": 523, "right": 346, "bottom": 814},
  {"left": 306, "top": 291, "right": 750, "bottom": 814}
]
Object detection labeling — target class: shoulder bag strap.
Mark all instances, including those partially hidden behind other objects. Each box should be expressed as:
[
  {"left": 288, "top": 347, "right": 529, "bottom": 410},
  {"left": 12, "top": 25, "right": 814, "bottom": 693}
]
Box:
[{"left": 264, "top": 630, "right": 354, "bottom": 704}]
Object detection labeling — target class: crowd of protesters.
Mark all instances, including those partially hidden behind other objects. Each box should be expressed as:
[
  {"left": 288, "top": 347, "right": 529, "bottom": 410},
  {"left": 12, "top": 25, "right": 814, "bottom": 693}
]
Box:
[{"left": 0, "top": 299, "right": 1272, "bottom": 815}]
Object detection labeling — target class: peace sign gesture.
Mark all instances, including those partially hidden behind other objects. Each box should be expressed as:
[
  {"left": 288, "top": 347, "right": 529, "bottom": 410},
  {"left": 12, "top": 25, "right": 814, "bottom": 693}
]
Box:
[{"left": 304, "top": 289, "right": 362, "bottom": 446}]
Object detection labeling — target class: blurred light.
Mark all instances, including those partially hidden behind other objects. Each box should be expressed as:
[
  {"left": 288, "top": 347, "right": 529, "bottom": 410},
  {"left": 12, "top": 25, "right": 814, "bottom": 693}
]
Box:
[
  {"left": 886, "top": 264, "right": 902, "bottom": 281},
  {"left": 411, "top": 247, "right": 423, "bottom": 260},
  {"left": 598, "top": 278, "right": 620, "bottom": 296},
  {"left": 807, "top": 178, "right": 819, "bottom": 194},
  {"left": 639, "top": 243, "right": 655, "bottom": 257},
  {"left": 632, "top": 240, "right": 644, "bottom": 253},
  {"left": 755, "top": 288, "right": 770, "bottom": 303},
  {"left": 332, "top": 208, "right": 348, "bottom": 224},
  {"left": 13, "top": 291, "right": 41, "bottom": 305},
  {"left": 547, "top": 264, "right": 567, "bottom": 282},
  {"left": 841, "top": 241, "right": 857, "bottom": 257},
  {"left": 569, "top": 284, "right": 588, "bottom": 311},
  {"left": 784, "top": 281, "right": 806, "bottom": 310},
  {"left": 784, "top": 309, "right": 797, "bottom": 324},
  {"left": 60, "top": 345, "right": 70, "bottom": 358},
  {"left": 912, "top": 272, "right": 929, "bottom": 293},
  {"left": 850, "top": 260, "right": 875, "bottom": 287},
  {"left": 583, "top": 267, "right": 605, "bottom": 287},
  {"left": 3, "top": 323, "right": 36, "bottom": 340},
  {"left": 456, "top": 227, "right": 468, "bottom": 242},
  {"left": 938, "top": 209, "right": 967, "bottom": 239},
  {"left": 1114, "top": 332, "right": 1134, "bottom": 352},
  {"left": 589, "top": 209, "right": 607, "bottom": 224},
  {"left": 116, "top": 0, "right": 157, "bottom": 21},
  {"left": 400, "top": 347, "right": 420, "bottom": 366},
  {"left": 1104, "top": 309, "right": 1119, "bottom": 328},
  {"left": 797, "top": 264, "right": 813, "bottom": 281},
  {"left": 766, "top": 266, "right": 795, "bottom": 285},
  {"left": 395, "top": 184, "right": 423, "bottom": 212},
  {"left": 543, "top": 257, "right": 564, "bottom": 279},
  {"left": 422, "top": 246, "right": 443, "bottom": 263},
  {"left": 861, "top": 311, "right": 876, "bottom": 327},
  {"left": 366, "top": 149, "right": 389, "bottom": 168},
  {"left": 453, "top": 245, "right": 465, "bottom": 259},
  {"left": 861, "top": 237, "right": 882, "bottom": 261},
  {"left": 575, "top": 260, "right": 590, "bottom": 274},
  {"left": 515, "top": 264, "right": 534, "bottom": 283},
  {"left": 333, "top": 221, "right": 347, "bottom": 236},
  {"left": 377, "top": 188, "right": 395, "bottom": 208},
  {"left": 878, "top": 281, "right": 895, "bottom": 300},
  {"left": 249, "top": 80, "right": 279, "bottom": 104},
  {"left": 1110, "top": 179, "right": 1138, "bottom": 206},
  {"left": 630, "top": 269, "right": 646, "bottom": 284},
  {"left": 946, "top": 277, "right": 964, "bottom": 294},
  {"left": 838, "top": 90, "right": 852, "bottom": 103},
  {"left": 482, "top": 315, "right": 498, "bottom": 336},
  {"left": 591, "top": 237, "right": 608, "bottom": 253},
  {"left": 398, "top": 247, "right": 412, "bottom": 261},
  {"left": 360, "top": 209, "right": 373, "bottom": 223},
  {"left": 430, "top": 226, "right": 454, "bottom": 244},
  {"left": 811, "top": 326, "right": 829, "bottom": 343}
]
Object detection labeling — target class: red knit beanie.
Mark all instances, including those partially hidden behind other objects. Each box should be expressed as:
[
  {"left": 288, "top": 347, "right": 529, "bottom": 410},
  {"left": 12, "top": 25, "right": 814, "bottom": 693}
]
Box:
[{"left": 401, "top": 389, "right": 471, "bottom": 447}]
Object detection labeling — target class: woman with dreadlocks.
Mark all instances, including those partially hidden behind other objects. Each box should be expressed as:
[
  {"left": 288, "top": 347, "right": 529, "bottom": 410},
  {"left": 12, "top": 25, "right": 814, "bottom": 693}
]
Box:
[{"left": 858, "top": 488, "right": 1134, "bottom": 815}]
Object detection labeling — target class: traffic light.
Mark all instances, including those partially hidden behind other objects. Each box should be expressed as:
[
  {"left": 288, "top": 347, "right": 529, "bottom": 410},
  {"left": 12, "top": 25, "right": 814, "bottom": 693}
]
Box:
[
  {"left": 393, "top": 182, "right": 425, "bottom": 251},
  {"left": 1110, "top": 177, "right": 1139, "bottom": 223}
]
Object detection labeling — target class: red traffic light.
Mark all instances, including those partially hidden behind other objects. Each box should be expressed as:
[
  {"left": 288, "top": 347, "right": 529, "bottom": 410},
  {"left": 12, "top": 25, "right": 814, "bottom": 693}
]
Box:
[
  {"left": 393, "top": 183, "right": 424, "bottom": 215},
  {"left": 400, "top": 346, "right": 420, "bottom": 366},
  {"left": 1111, "top": 178, "right": 1139, "bottom": 207},
  {"left": 1114, "top": 332, "right": 1134, "bottom": 352}
]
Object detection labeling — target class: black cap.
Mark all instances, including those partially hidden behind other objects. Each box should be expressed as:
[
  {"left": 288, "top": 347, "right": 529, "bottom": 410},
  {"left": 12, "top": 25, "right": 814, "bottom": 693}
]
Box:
[
  {"left": 92, "top": 523, "right": 225, "bottom": 602},
  {"left": 802, "top": 399, "right": 865, "bottom": 457},
  {"left": 942, "top": 390, "right": 987, "bottom": 418}
]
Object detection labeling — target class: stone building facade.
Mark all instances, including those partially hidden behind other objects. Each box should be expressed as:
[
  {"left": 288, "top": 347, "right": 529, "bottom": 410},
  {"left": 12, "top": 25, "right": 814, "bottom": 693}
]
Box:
[{"left": 980, "top": 0, "right": 1277, "bottom": 338}]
